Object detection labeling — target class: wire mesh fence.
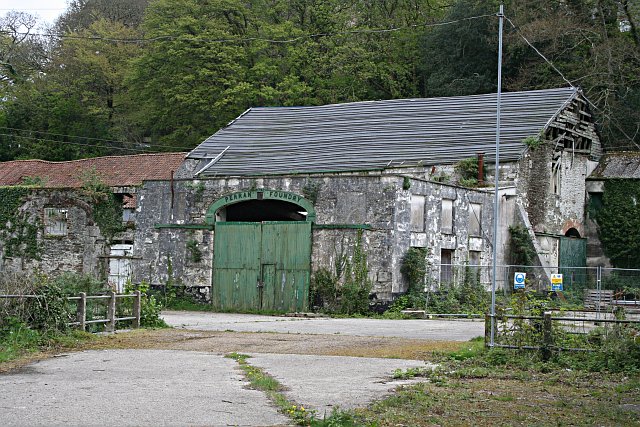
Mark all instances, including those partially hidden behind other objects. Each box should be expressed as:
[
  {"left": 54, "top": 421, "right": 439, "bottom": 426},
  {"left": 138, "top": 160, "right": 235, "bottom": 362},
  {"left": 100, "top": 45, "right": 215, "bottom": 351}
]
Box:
[{"left": 431, "top": 264, "right": 640, "bottom": 307}]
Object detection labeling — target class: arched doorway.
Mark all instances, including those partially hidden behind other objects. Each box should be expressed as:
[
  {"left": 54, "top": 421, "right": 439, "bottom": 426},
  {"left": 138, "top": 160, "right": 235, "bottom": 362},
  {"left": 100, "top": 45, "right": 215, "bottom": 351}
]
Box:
[{"left": 207, "top": 190, "right": 314, "bottom": 312}]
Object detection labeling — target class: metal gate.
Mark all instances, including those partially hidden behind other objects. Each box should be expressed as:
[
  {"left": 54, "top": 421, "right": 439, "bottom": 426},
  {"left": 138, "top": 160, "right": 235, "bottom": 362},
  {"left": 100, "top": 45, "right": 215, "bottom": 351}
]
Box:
[{"left": 212, "top": 221, "right": 311, "bottom": 312}]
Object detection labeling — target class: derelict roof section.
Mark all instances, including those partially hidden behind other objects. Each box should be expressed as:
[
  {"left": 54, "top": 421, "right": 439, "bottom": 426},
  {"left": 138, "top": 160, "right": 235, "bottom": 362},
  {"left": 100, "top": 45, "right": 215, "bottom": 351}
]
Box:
[
  {"left": 188, "top": 87, "right": 579, "bottom": 176},
  {"left": 589, "top": 152, "right": 640, "bottom": 179}
]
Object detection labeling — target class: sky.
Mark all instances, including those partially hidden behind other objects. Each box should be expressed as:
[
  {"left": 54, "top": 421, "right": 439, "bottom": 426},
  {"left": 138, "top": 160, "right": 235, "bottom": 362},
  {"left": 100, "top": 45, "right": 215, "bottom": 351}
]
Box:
[{"left": 1, "top": 0, "right": 69, "bottom": 26}]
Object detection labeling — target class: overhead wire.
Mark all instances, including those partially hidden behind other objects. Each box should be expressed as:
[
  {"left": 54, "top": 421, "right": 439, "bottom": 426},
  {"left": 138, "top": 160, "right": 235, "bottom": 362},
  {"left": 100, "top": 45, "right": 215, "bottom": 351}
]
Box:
[
  {"left": 0, "top": 126, "right": 196, "bottom": 152},
  {"left": 0, "top": 13, "right": 496, "bottom": 45},
  {"left": 0, "top": 132, "right": 158, "bottom": 154},
  {"left": 504, "top": 14, "right": 640, "bottom": 151}
]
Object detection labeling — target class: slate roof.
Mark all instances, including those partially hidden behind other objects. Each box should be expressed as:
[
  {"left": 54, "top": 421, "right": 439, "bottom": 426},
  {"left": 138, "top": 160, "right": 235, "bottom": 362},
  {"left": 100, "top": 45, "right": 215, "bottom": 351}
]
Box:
[
  {"left": 589, "top": 152, "right": 640, "bottom": 179},
  {"left": 0, "top": 152, "right": 187, "bottom": 187},
  {"left": 188, "top": 87, "right": 580, "bottom": 176}
]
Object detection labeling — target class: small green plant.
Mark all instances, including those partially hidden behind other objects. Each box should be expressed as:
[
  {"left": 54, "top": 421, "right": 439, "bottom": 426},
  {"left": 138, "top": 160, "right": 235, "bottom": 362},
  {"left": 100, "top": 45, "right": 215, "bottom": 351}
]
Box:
[
  {"left": 523, "top": 135, "right": 543, "bottom": 150},
  {"left": 186, "top": 239, "right": 202, "bottom": 263},
  {"left": 455, "top": 157, "right": 483, "bottom": 187},
  {"left": 185, "top": 181, "right": 205, "bottom": 202},
  {"left": 302, "top": 180, "right": 322, "bottom": 204},
  {"left": 402, "top": 176, "right": 411, "bottom": 190},
  {"left": 127, "top": 281, "right": 167, "bottom": 328},
  {"left": 21, "top": 176, "right": 46, "bottom": 186}
]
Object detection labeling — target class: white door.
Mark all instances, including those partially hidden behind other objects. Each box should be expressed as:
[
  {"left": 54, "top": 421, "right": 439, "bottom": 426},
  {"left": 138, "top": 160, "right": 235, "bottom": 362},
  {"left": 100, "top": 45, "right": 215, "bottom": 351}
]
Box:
[{"left": 108, "top": 244, "right": 133, "bottom": 292}]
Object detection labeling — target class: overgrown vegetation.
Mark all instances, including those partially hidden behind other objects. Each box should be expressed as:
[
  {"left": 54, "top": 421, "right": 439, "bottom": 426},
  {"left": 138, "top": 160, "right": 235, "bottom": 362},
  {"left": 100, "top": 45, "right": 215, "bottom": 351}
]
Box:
[
  {"left": 387, "top": 248, "right": 490, "bottom": 315},
  {"left": 310, "top": 230, "right": 372, "bottom": 315},
  {"left": 595, "top": 178, "right": 640, "bottom": 268},
  {"left": 455, "top": 157, "right": 483, "bottom": 187},
  {"left": 508, "top": 225, "right": 536, "bottom": 266},
  {"left": 0, "top": 186, "right": 41, "bottom": 260},
  {"left": 0, "top": 273, "right": 166, "bottom": 363},
  {"left": 80, "top": 169, "right": 124, "bottom": 241}
]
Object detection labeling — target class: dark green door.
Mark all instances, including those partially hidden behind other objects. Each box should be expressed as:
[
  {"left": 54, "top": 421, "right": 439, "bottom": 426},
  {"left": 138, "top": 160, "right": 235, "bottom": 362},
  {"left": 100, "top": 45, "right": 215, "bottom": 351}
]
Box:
[
  {"left": 213, "top": 221, "right": 311, "bottom": 312},
  {"left": 559, "top": 236, "right": 587, "bottom": 292}
]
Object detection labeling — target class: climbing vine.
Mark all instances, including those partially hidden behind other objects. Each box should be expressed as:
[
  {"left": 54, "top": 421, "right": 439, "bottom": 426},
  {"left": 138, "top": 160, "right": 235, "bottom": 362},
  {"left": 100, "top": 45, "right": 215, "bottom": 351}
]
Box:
[
  {"left": 508, "top": 225, "right": 536, "bottom": 266},
  {"left": 310, "top": 230, "right": 372, "bottom": 314},
  {"left": 80, "top": 169, "right": 124, "bottom": 241},
  {"left": 0, "top": 187, "right": 41, "bottom": 260},
  {"left": 595, "top": 179, "right": 640, "bottom": 268}
]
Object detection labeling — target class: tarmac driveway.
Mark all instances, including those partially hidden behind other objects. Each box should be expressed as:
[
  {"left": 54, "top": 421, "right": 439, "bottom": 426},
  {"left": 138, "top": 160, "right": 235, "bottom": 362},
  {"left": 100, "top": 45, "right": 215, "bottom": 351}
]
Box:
[
  {"left": 1, "top": 313, "right": 479, "bottom": 426},
  {"left": 162, "top": 311, "right": 485, "bottom": 341},
  {"left": 1, "top": 349, "right": 430, "bottom": 426}
]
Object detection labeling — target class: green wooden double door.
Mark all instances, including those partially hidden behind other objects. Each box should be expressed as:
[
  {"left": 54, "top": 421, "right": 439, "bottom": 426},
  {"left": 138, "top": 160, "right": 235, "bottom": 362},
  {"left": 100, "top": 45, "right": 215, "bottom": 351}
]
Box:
[{"left": 212, "top": 221, "right": 311, "bottom": 312}]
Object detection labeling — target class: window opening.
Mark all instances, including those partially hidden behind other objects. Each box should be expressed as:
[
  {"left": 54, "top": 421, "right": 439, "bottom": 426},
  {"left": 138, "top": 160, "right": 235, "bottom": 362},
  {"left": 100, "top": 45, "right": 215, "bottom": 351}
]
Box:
[
  {"left": 441, "top": 199, "right": 453, "bottom": 234},
  {"left": 410, "top": 195, "right": 425, "bottom": 232},
  {"left": 468, "top": 203, "right": 482, "bottom": 237},
  {"left": 440, "top": 249, "right": 454, "bottom": 285},
  {"left": 44, "top": 208, "right": 68, "bottom": 236}
]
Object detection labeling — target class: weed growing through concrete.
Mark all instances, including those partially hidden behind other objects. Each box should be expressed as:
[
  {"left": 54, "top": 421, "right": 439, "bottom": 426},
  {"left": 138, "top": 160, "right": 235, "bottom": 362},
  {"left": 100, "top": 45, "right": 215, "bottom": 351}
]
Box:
[{"left": 225, "top": 352, "right": 316, "bottom": 425}]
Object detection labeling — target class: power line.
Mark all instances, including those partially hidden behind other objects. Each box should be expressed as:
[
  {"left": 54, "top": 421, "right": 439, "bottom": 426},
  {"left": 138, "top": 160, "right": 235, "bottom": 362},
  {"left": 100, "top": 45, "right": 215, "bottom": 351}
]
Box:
[
  {"left": 504, "top": 14, "right": 640, "bottom": 150},
  {"left": 504, "top": 16, "right": 574, "bottom": 88},
  {"left": 0, "top": 132, "right": 159, "bottom": 153},
  {"left": 0, "top": 126, "right": 197, "bottom": 152},
  {"left": 0, "top": 13, "right": 496, "bottom": 45}
]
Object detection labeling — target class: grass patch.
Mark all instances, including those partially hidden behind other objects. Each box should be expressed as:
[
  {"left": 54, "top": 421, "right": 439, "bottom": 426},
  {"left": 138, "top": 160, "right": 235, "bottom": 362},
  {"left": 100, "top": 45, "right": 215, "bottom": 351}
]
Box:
[{"left": 352, "top": 340, "right": 640, "bottom": 426}]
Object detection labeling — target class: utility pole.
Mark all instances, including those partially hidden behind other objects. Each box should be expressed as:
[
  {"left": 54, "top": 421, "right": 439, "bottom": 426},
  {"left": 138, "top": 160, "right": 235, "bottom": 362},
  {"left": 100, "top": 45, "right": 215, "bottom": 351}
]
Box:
[{"left": 490, "top": 4, "right": 504, "bottom": 348}]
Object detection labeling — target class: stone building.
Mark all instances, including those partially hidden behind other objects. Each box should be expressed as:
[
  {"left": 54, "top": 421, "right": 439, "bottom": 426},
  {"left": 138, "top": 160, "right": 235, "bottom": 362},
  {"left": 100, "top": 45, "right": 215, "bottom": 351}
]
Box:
[
  {"left": 0, "top": 87, "right": 603, "bottom": 310},
  {"left": 0, "top": 153, "right": 186, "bottom": 291}
]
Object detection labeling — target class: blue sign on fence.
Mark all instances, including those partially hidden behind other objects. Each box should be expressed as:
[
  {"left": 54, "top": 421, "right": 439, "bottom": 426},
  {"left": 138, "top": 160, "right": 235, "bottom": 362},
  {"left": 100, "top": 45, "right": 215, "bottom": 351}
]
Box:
[{"left": 514, "top": 272, "right": 526, "bottom": 289}]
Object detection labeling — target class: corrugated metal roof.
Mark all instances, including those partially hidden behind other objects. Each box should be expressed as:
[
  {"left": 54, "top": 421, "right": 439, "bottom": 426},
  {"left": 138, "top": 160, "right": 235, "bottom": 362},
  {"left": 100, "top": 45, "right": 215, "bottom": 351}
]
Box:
[
  {"left": 590, "top": 152, "right": 640, "bottom": 179},
  {"left": 188, "top": 87, "right": 579, "bottom": 176}
]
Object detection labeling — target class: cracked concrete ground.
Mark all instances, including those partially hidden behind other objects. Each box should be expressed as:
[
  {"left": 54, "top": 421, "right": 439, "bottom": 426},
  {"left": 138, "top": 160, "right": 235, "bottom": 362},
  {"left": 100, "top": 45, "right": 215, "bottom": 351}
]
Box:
[{"left": 0, "top": 313, "right": 476, "bottom": 426}]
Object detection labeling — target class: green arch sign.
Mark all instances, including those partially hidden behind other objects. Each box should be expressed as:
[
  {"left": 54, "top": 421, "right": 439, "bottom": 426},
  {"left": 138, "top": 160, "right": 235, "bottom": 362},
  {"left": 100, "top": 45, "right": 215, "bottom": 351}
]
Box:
[{"left": 205, "top": 189, "right": 316, "bottom": 224}]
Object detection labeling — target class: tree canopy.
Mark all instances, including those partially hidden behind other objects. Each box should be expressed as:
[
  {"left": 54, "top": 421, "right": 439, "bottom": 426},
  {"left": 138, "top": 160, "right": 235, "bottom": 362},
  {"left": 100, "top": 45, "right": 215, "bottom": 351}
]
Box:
[{"left": 0, "top": 0, "right": 638, "bottom": 160}]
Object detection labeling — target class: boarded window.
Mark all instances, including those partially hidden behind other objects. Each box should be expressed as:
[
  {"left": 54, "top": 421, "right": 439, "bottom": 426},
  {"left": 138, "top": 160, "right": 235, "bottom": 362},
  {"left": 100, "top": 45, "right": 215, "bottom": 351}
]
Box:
[
  {"left": 411, "top": 195, "right": 425, "bottom": 232},
  {"left": 44, "top": 208, "right": 68, "bottom": 236},
  {"left": 440, "top": 249, "right": 454, "bottom": 284},
  {"left": 441, "top": 199, "right": 453, "bottom": 234},
  {"left": 469, "top": 250, "right": 481, "bottom": 266},
  {"left": 469, "top": 203, "right": 482, "bottom": 237}
]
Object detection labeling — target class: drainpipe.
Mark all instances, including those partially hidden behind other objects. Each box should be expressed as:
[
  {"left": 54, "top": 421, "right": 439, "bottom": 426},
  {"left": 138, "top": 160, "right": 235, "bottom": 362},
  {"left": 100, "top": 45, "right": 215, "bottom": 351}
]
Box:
[{"left": 477, "top": 153, "right": 484, "bottom": 186}]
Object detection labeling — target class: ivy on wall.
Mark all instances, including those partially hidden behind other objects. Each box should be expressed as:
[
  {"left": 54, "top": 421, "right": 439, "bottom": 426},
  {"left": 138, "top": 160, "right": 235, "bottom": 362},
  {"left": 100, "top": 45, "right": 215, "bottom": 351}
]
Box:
[
  {"left": 0, "top": 187, "right": 41, "bottom": 260},
  {"left": 508, "top": 225, "right": 536, "bottom": 266},
  {"left": 595, "top": 179, "right": 640, "bottom": 269},
  {"left": 80, "top": 169, "right": 124, "bottom": 241}
]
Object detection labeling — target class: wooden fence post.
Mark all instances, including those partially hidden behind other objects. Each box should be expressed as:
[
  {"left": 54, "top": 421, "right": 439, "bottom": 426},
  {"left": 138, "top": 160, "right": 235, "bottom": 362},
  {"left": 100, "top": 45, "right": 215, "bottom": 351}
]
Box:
[
  {"left": 484, "top": 314, "right": 492, "bottom": 347},
  {"left": 77, "top": 292, "right": 86, "bottom": 332},
  {"left": 132, "top": 290, "right": 141, "bottom": 328},
  {"left": 542, "top": 312, "right": 552, "bottom": 361},
  {"left": 107, "top": 291, "right": 116, "bottom": 332}
]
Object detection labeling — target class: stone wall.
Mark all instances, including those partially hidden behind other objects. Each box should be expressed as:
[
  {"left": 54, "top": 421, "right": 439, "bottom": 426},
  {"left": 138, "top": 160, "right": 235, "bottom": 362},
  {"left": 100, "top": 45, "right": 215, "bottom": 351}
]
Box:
[
  {"left": 0, "top": 188, "right": 109, "bottom": 277},
  {"left": 517, "top": 143, "right": 590, "bottom": 237},
  {"left": 133, "top": 173, "right": 497, "bottom": 301}
]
